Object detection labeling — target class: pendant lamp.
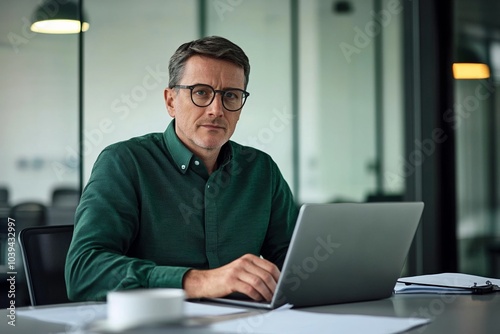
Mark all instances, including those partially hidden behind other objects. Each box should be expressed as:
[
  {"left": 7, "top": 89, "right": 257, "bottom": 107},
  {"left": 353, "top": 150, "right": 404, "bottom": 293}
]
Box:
[
  {"left": 30, "top": 0, "right": 89, "bottom": 34},
  {"left": 453, "top": 46, "right": 490, "bottom": 80}
]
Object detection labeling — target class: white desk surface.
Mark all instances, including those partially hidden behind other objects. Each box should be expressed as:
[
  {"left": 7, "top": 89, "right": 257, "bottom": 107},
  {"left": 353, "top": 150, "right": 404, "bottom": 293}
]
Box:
[{"left": 1, "top": 293, "right": 499, "bottom": 333}]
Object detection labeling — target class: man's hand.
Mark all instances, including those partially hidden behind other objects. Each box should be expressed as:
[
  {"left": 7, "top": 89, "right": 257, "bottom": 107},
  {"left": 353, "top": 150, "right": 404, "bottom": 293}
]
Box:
[{"left": 182, "top": 254, "right": 280, "bottom": 302}]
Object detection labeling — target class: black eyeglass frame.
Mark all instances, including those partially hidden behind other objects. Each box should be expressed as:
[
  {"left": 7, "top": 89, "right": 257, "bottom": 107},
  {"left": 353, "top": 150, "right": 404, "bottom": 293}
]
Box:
[{"left": 172, "top": 84, "right": 250, "bottom": 112}]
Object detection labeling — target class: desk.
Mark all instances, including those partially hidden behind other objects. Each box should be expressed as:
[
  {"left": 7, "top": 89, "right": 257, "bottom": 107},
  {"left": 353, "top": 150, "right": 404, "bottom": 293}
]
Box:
[{"left": 1, "top": 294, "right": 499, "bottom": 333}]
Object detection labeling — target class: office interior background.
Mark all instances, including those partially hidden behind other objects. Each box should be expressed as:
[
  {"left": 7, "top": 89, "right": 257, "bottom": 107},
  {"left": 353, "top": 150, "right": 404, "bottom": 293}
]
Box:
[{"left": 0, "top": 0, "right": 499, "bottom": 305}]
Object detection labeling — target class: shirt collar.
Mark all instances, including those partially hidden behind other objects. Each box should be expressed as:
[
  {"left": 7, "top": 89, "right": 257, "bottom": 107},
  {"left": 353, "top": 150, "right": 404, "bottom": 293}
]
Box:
[
  {"left": 163, "top": 119, "right": 233, "bottom": 174},
  {"left": 163, "top": 120, "right": 194, "bottom": 174},
  {"left": 218, "top": 142, "right": 233, "bottom": 169}
]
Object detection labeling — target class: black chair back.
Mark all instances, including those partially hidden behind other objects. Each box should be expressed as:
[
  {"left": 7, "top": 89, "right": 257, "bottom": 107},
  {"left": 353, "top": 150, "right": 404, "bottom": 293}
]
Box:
[
  {"left": 9, "top": 202, "right": 47, "bottom": 306},
  {"left": 51, "top": 188, "right": 80, "bottom": 207},
  {"left": 10, "top": 202, "right": 47, "bottom": 227},
  {"left": 0, "top": 187, "right": 8, "bottom": 206},
  {"left": 18, "top": 225, "right": 74, "bottom": 306}
]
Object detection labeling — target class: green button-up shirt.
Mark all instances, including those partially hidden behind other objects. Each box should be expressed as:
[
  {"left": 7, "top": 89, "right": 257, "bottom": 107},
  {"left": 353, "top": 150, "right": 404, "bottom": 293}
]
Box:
[{"left": 65, "top": 120, "right": 298, "bottom": 301}]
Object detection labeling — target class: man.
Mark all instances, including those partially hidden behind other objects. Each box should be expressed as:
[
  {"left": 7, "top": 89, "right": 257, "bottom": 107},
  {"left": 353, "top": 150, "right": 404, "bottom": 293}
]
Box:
[{"left": 65, "top": 36, "right": 298, "bottom": 302}]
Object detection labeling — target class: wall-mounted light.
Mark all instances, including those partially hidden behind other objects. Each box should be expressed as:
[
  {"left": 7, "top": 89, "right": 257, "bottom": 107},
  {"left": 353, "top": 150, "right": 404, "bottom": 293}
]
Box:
[
  {"left": 30, "top": 0, "right": 89, "bottom": 34},
  {"left": 453, "top": 46, "right": 490, "bottom": 80}
]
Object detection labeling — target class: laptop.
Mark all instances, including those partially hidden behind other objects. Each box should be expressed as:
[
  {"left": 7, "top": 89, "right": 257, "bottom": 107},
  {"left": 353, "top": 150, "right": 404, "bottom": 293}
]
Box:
[{"left": 206, "top": 202, "right": 424, "bottom": 309}]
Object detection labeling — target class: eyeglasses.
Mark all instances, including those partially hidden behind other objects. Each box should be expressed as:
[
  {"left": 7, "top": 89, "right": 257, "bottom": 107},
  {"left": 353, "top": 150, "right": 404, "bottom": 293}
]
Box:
[{"left": 172, "top": 84, "right": 250, "bottom": 112}]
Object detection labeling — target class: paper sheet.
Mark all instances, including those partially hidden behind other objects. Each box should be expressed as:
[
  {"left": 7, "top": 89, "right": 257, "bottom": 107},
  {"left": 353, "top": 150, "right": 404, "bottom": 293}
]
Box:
[
  {"left": 210, "top": 309, "right": 430, "bottom": 334},
  {"left": 398, "top": 273, "right": 500, "bottom": 287},
  {"left": 396, "top": 273, "right": 500, "bottom": 294},
  {"left": 18, "top": 302, "right": 430, "bottom": 333},
  {"left": 18, "top": 303, "right": 107, "bottom": 327},
  {"left": 394, "top": 282, "right": 473, "bottom": 294},
  {"left": 17, "top": 301, "right": 246, "bottom": 328}
]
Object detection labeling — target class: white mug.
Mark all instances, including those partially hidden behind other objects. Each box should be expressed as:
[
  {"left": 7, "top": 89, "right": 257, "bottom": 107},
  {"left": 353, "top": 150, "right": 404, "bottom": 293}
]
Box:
[{"left": 107, "top": 288, "right": 185, "bottom": 330}]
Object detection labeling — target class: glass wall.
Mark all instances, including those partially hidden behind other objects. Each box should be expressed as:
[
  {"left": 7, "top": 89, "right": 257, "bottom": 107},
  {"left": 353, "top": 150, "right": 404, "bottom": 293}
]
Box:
[
  {"left": 0, "top": 0, "right": 80, "bottom": 307},
  {"left": 82, "top": 0, "right": 405, "bottom": 205},
  {"left": 205, "top": 0, "right": 294, "bottom": 190},
  {"left": 455, "top": 77, "right": 498, "bottom": 275},
  {"left": 0, "top": 0, "right": 79, "bottom": 204},
  {"left": 298, "top": 0, "right": 404, "bottom": 203},
  {"left": 454, "top": 0, "right": 500, "bottom": 277},
  {"left": 83, "top": 0, "right": 198, "bottom": 182}
]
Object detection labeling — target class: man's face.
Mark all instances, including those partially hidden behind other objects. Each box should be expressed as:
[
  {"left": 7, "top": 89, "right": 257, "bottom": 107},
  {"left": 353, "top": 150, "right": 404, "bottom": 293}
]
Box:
[{"left": 164, "top": 55, "right": 245, "bottom": 156}]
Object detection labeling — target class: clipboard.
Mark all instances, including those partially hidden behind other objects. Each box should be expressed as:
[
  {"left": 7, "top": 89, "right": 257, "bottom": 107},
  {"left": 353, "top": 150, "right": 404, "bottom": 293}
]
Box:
[{"left": 396, "top": 273, "right": 500, "bottom": 295}]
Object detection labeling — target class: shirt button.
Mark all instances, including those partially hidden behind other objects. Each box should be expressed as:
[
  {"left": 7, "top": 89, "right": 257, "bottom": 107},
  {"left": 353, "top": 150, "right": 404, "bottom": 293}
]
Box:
[
  {"left": 181, "top": 165, "right": 186, "bottom": 170},
  {"left": 194, "top": 160, "right": 200, "bottom": 166}
]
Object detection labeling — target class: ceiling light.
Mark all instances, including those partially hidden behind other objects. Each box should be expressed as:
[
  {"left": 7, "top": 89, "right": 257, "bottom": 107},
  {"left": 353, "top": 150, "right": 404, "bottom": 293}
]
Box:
[
  {"left": 30, "top": 1, "right": 89, "bottom": 34},
  {"left": 453, "top": 46, "right": 490, "bottom": 80},
  {"left": 452, "top": 63, "right": 490, "bottom": 80}
]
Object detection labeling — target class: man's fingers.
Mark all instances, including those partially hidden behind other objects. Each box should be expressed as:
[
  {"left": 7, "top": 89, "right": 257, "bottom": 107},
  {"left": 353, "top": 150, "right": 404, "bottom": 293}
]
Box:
[
  {"left": 234, "top": 254, "right": 280, "bottom": 301},
  {"left": 182, "top": 254, "right": 282, "bottom": 301},
  {"left": 237, "top": 270, "right": 275, "bottom": 301},
  {"left": 248, "top": 255, "right": 281, "bottom": 283}
]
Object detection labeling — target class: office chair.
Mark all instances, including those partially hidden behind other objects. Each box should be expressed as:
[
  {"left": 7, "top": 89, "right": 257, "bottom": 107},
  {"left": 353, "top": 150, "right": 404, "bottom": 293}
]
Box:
[
  {"left": 9, "top": 201, "right": 47, "bottom": 226},
  {"left": 51, "top": 188, "right": 80, "bottom": 207},
  {"left": 488, "top": 243, "right": 500, "bottom": 278},
  {"left": 18, "top": 225, "right": 74, "bottom": 306},
  {"left": 9, "top": 202, "right": 47, "bottom": 306},
  {"left": 365, "top": 193, "right": 404, "bottom": 202},
  {"left": 49, "top": 188, "right": 79, "bottom": 225},
  {"left": 0, "top": 187, "right": 9, "bottom": 206}
]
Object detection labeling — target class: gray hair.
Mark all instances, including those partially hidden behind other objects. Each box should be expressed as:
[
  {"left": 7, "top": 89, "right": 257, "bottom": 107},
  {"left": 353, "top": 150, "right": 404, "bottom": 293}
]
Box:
[{"left": 168, "top": 36, "right": 250, "bottom": 89}]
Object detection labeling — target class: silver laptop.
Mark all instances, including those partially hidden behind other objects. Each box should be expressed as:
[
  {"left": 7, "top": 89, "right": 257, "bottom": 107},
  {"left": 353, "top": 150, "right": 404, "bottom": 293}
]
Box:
[{"left": 206, "top": 202, "right": 424, "bottom": 309}]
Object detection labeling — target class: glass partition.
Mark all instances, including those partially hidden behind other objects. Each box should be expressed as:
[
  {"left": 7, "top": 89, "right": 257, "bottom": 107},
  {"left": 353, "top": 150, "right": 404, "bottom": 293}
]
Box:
[
  {"left": 0, "top": 1, "right": 79, "bottom": 205},
  {"left": 298, "top": 0, "right": 404, "bottom": 203},
  {"left": 0, "top": 0, "right": 80, "bottom": 307},
  {"left": 83, "top": 0, "right": 198, "bottom": 182},
  {"left": 454, "top": 0, "right": 500, "bottom": 277},
  {"left": 206, "top": 0, "right": 295, "bottom": 191},
  {"left": 205, "top": 0, "right": 405, "bottom": 203}
]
